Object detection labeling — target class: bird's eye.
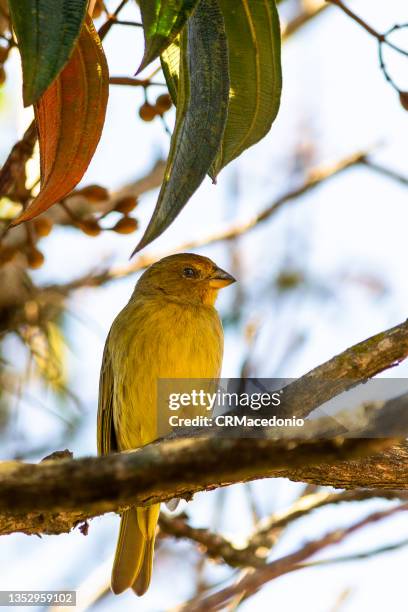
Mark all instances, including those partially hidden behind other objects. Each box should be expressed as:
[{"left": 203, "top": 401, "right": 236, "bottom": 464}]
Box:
[{"left": 183, "top": 267, "right": 196, "bottom": 278}]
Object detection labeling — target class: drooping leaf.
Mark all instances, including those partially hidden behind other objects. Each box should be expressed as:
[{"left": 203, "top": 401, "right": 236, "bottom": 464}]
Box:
[
  {"left": 12, "top": 16, "right": 109, "bottom": 226},
  {"left": 134, "top": 0, "right": 229, "bottom": 253},
  {"left": 9, "top": 0, "right": 88, "bottom": 106},
  {"left": 160, "top": 1, "right": 282, "bottom": 182},
  {"left": 210, "top": 0, "right": 282, "bottom": 179},
  {"left": 138, "top": 0, "right": 199, "bottom": 73}
]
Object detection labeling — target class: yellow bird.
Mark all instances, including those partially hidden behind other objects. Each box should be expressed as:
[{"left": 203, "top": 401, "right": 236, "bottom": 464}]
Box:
[{"left": 97, "top": 253, "right": 235, "bottom": 596}]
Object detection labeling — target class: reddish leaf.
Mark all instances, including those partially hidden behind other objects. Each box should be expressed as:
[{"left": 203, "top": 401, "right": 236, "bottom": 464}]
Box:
[{"left": 12, "top": 15, "right": 109, "bottom": 225}]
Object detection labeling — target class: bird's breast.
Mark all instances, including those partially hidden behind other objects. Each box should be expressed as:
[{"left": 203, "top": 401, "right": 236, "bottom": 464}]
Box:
[{"left": 109, "top": 297, "right": 223, "bottom": 449}]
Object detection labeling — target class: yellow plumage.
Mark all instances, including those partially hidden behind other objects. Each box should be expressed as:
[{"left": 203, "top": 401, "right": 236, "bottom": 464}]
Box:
[{"left": 97, "top": 253, "right": 235, "bottom": 596}]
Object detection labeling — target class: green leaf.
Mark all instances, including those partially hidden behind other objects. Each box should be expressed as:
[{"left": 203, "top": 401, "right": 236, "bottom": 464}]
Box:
[
  {"left": 138, "top": 0, "right": 199, "bottom": 73},
  {"left": 160, "top": 37, "right": 181, "bottom": 104},
  {"left": 134, "top": 0, "right": 229, "bottom": 253},
  {"left": 9, "top": 0, "right": 88, "bottom": 106},
  {"left": 211, "top": 0, "right": 282, "bottom": 179}
]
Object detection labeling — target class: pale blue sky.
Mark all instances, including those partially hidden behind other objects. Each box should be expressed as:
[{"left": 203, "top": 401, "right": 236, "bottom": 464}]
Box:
[{"left": 1, "top": 1, "right": 408, "bottom": 610}]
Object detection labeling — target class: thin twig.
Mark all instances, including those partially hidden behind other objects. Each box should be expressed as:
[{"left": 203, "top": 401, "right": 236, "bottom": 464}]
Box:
[
  {"left": 176, "top": 503, "right": 408, "bottom": 611},
  {"left": 326, "top": 0, "right": 385, "bottom": 41},
  {"left": 328, "top": 0, "right": 408, "bottom": 54},
  {"left": 97, "top": 0, "right": 129, "bottom": 41},
  {"left": 159, "top": 513, "right": 265, "bottom": 568},
  {"left": 282, "top": 2, "right": 329, "bottom": 40},
  {"left": 327, "top": 0, "right": 408, "bottom": 93},
  {"left": 246, "top": 489, "right": 408, "bottom": 553},
  {"left": 298, "top": 538, "right": 408, "bottom": 569},
  {"left": 57, "top": 150, "right": 368, "bottom": 292},
  {"left": 361, "top": 158, "right": 408, "bottom": 186},
  {"left": 0, "top": 121, "right": 37, "bottom": 198},
  {"left": 159, "top": 489, "right": 408, "bottom": 569},
  {"left": 114, "top": 20, "right": 142, "bottom": 27},
  {"left": 109, "top": 76, "right": 163, "bottom": 87}
]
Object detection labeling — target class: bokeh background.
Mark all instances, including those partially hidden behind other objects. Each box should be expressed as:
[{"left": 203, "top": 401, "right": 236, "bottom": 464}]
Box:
[{"left": 1, "top": 0, "right": 408, "bottom": 609}]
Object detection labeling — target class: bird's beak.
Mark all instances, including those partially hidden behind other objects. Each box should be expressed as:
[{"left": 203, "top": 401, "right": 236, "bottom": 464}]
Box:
[{"left": 208, "top": 267, "right": 236, "bottom": 288}]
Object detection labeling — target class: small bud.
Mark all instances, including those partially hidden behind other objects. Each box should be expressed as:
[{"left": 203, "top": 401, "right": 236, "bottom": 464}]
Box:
[
  {"left": 114, "top": 196, "right": 138, "bottom": 214},
  {"left": 399, "top": 91, "right": 408, "bottom": 111},
  {"left": 75, "top": 184, "right": 109, "bottom": 201},
  {"left": 27, "top": 247, "right": 45, "bottom": 269},
  {"left": 155, "top": 93, "right": 172, "bottom": 114},
  {"left": 0, "top": 65, "right": 5, "bottom": 86},
  {"left": 112, "top": 217, "right": 138, "bottom": 234},
  {"left": 77, "top": 219, "right": 101, "bottom": 236},
  {"left": 139, "top": 102, "right": 157, "bottom": 122},
  {"left": 33, "top": 217, "right": 53, "bottom": 237}
]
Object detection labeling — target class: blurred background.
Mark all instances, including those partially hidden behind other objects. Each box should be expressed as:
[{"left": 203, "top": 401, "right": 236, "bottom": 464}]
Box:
[{"left": 1, "top": 0, "right": 408, "bottom": 609}]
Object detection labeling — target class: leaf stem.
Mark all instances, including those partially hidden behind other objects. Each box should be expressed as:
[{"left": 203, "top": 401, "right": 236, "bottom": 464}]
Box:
[
  {"left": 327, "top": 1, "right": 408, "bottom": 93},
  {"left": 326, "top": 0, "right": 384, "bottom": 41},
  {"left": 97, "top": 0, "right": 129, "bottom": 41},
  {"left": 114, "top": 20, "right": 142, "bottom": 27}
]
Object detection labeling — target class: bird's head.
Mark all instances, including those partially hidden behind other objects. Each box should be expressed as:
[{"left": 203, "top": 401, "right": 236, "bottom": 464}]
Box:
[{"left": 135, "top": 253, "right": 236, "bottom": 305}]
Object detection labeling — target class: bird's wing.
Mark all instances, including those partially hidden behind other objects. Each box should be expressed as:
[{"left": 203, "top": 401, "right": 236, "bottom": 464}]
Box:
[{"left": 97, "top": 335, "right": 118, "bottom": 455}]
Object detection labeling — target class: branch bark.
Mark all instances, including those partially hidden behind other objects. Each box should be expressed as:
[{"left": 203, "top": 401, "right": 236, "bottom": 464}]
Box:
[
  {"left": 0, "top": 437, "right": 399, "bottom": 536},
  {"left": 2, "top": 316, "right": 408, "bottom": 536}
]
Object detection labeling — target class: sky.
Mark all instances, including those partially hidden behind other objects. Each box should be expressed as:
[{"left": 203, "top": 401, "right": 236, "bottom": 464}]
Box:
[{"left": 1, "top": 0, "right": 408, "bottom": 610}]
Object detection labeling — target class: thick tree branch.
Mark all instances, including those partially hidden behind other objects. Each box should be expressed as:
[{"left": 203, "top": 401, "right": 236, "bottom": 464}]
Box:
[
  {"left": 2, "top": 316, "right": 408, "bottom": 536},
  {"left": 276, "top": 317, "right": 408, "bottom": 419},
  {"left": 0, "top": 437, "right": 398, "bottom": 537}
]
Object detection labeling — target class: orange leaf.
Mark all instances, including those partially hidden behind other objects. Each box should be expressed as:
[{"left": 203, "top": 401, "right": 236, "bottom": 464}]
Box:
[{"left": 12, "top": 15, "right": 108, "bottom": 225}]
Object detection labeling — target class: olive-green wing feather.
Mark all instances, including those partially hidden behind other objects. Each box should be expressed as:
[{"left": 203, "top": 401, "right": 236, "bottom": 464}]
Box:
[{"left": 97, "top": 335, "right": 117, "bottom": 455}]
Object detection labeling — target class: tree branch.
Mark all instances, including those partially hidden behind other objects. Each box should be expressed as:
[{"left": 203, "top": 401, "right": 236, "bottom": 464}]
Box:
[
  {"left": 326, "top": 0, "right": 385, "bottom": 41},
  {"left": 246, "top": 488, "right": 408, "bottom": 554},
  {"left": 2, "top": 315, "right": 408, "bottom": 535},
  {"left": 159, "top": 489, "right": 408, "bottom": 569},
  {"left": 159, "top": 513, "right": 266, "bottom": 568},
  {"left": 52, "top": 150, "right": 368, "bottom": 292},
  {"left": 276, "top": 317, "right": 408, "bottom": 419},
  {"left": 282, "top": 1, "right": 329, "bottom": 40},
  {"left": 0, "top": 437, "right": 398, "bottom": 537},
  {"left": 1, "top": 160, "right": 165, "bottom": 252},
  {"left": 361, "top": 158, "right": 408, "bottom": 187},
  {"left": 109, "top": 76, "right": 163, "bottom": 87},
  {"left": 176, "top": 502, "right": 408, "bottom": 611},
  {"left": 0, "top": 121, "right": 37, "bottom": 197}
]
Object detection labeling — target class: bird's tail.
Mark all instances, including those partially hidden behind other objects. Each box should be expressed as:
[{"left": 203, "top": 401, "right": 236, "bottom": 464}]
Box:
[{"left": 111, "top": 504, "right": 160, "bottom": 596}]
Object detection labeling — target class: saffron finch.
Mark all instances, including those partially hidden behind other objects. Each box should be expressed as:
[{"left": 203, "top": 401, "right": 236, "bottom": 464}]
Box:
[{"left": 97, "top": 253, "right": 235, "bottom": 595}]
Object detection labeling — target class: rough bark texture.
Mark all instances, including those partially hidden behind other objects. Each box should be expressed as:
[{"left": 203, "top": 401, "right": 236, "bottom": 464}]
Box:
[
  {"left": 0, "top": 437, "right": 406, "bottom": 536},
  {"left": 2, "top": 318, "right": 408, "bottom": 536}
]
